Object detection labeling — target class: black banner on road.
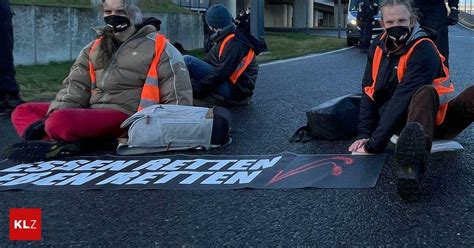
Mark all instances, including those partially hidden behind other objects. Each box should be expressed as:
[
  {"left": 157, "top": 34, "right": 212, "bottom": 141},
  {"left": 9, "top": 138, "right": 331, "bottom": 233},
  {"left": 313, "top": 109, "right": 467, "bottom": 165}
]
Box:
[{"left": 0, "top": 153, "right": 386, "bottom": 191}]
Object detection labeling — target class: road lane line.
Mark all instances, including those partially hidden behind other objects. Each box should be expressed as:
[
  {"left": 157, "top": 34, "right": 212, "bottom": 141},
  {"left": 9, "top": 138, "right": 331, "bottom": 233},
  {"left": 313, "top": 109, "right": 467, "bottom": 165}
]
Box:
[
  {"left": 261, "top": 47, "right": 355, "bottom": 67},
  {"left": 459, "top": 22, "right": 474, "bottom": 31},
  {"left": 452, "top": 35, "right": 474, "bottom": 38}
]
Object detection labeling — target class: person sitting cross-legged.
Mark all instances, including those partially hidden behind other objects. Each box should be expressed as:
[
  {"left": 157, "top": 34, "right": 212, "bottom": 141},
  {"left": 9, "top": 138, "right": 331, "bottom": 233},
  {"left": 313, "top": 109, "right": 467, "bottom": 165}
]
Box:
[
  {"left": 4, "top": 0, "right": 193, "bottom": 162},
  {"left": 184, "top": 4, "right": 262, "bottom": 107}
]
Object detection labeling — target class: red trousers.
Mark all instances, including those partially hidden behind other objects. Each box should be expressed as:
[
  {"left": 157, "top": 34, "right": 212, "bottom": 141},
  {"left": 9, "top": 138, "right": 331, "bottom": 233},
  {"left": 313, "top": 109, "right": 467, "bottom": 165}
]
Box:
[{"left": 11, "top": 102, "right": 129, "bottom": 142}]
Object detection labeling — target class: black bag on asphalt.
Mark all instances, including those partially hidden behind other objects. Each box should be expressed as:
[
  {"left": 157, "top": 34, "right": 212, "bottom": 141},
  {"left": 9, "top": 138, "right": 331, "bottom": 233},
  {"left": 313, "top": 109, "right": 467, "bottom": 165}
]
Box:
[{"left": 290, "top": 94, "right": 361, "bottom": 142}]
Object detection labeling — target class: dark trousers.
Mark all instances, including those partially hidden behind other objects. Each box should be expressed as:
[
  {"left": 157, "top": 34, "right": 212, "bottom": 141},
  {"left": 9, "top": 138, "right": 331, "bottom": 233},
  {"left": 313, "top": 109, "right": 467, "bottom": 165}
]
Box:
[
  {"left": 0, "top": 1, "right": 19, "bottom": 96},
  {"left": 183, "top": 55, "right": 249, "bottom": 107},
  {"left": 359, "top": 21, "right": 373, "bottom": 51},
  {"left": 407, "top": 85, "right": 474, "bottom": 150}
]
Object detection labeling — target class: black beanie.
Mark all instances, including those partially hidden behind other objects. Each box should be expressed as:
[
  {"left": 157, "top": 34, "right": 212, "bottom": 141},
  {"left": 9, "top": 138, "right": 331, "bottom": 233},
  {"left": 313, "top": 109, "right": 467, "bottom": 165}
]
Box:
[{"left": 205, "top": 4, "right": 233, "bottom": 29}]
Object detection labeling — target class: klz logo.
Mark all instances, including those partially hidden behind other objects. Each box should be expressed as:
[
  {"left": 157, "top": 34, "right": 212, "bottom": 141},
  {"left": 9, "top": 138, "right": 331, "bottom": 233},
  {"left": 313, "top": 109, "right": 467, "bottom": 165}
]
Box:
[{"left": 9, "top": 208, "right": 42, "bottom": 241}]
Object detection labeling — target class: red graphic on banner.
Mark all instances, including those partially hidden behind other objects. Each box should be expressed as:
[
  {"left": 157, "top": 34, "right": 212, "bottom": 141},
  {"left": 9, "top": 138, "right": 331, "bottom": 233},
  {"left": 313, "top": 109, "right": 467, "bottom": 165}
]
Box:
[
  {"left": 267, "top": 156, "right": 354, "bottom": 185},
  {"left": 9, "top": 208, "right": 42, "bottom": 241}
]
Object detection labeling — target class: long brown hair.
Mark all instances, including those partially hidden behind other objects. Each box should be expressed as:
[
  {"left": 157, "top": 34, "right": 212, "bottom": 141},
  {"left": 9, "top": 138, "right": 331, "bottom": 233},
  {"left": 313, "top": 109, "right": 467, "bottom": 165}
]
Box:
[{"left": 98, "top": 26, "right": 122, "bottom": 68}]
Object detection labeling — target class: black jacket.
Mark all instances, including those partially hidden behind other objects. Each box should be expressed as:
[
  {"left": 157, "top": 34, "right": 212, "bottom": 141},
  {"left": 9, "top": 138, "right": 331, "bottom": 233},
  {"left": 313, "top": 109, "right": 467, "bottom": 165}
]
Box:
[
  {"left": 414, "top": 0, "right": 458, "bottom": 28},
  {"left": 414, "top": 0, "right": 458, "bottom": 11},
  {"left": 357, "top": 1, "right": 377, "bottom": 23},
  {"left": 196, "top": 24, "right": 260, "bottom": 99},
  {"left": 358, "top": 24, "right": 443, "bottom": 153}
]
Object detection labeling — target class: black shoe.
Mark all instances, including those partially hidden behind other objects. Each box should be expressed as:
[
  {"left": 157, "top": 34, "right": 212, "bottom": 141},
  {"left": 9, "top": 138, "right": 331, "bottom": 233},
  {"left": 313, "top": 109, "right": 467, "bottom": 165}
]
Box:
[
  {"left": 395, "top": 122, "right": 428, "bottom": 202},
  {"left": 0, "top": 94, "right": 25, "bottom": 115},
  {"left": 22, "top": 118, "right": 47, "bottom": 140},
  {"left": 3, "top": 140, "right": 81, "bottom": 163}
]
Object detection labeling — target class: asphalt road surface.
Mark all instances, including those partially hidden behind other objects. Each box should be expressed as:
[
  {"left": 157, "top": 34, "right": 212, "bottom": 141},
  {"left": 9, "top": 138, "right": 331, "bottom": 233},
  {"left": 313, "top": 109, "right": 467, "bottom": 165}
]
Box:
[{"left": 1, "top": 25, "right": 473, "bottom": 246}]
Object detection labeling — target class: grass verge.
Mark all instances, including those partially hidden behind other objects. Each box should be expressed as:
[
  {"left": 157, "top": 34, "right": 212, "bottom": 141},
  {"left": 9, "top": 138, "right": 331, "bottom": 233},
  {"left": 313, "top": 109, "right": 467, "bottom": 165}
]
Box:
[{"left": 16, "top": 32, "right": 346, "bottom": 101}]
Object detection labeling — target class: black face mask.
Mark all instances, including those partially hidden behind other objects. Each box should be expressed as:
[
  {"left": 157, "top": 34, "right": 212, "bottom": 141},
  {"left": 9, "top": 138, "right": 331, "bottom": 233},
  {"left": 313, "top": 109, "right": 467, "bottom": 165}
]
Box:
[
  {"left": 104, "top": 15, "right": 131, "bottom": 33},
  {"left": 386, "top": 26, "right": 411, "bottom": 47}
]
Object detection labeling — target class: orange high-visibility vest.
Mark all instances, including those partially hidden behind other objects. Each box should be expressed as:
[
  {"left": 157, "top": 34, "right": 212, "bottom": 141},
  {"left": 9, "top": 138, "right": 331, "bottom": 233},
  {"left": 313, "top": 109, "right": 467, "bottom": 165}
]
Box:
[
  {"left": 88, "top": 33, "right": 167, "bottom": 112},
  {"left": 364, "top": 36, "right": 455, "bottom": 125},
  {"left": 218, "top": 33, "right": 256, "bottom": 84}
]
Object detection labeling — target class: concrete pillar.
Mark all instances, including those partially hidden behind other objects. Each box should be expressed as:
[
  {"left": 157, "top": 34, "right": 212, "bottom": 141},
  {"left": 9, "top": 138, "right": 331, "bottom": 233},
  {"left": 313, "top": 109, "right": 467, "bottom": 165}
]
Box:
[
  {"left": 334, "top": 2, "right": 341, "bottom": 28},
  {"left": 225, "top": 0, "right": 237, "bottom": 17},
  {"left": 293, "top": 0, "right": 306, "bottom": 28},
  {"left": 251, "top": 0, "right": 265, "bottom": 42},
  {"left": 264, "top": 4, "right": 289, "bottom": 27},
  {"left": 287, "top": 4, "right": 293, "bottom": 27},
  {"left": 314, "top": 10, "right": 319, "bottom": 28},
  {"left": 307, "top": 0, "right": 314, "bottom": 28}
]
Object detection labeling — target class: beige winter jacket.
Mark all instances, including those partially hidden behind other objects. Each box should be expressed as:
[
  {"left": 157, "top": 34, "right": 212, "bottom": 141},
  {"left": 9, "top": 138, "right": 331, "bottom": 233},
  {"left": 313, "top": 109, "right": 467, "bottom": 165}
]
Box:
[{"left": 48, "top": 25, "right": 193, "bottom": 116}]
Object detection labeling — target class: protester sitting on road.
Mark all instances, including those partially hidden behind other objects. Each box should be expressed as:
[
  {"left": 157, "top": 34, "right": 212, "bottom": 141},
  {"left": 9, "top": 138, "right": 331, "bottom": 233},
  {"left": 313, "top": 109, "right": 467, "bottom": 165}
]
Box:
[
  {"left": 4, "top": 0, "right": 193, "bottom": 162},
  {"left": 347, "top": 0, "right": 474, "bottom": 201},
  {"left": 183, "top": 4, "right": 261, "bottom": 107}
]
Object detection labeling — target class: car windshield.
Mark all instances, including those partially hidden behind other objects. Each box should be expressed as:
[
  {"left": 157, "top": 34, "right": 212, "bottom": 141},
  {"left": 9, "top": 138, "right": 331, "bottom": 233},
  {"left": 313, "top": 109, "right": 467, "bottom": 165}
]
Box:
[{"left": 349, "top": 0, "right": 380, "bottom": 11}]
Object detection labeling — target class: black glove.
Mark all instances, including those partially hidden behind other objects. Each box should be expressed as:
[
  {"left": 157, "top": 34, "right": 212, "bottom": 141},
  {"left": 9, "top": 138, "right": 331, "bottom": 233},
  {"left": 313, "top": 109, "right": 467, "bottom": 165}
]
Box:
[
  {"left": 448, "top": 8, "right": 459, "bottom": 26},
  {"left": 22, "top": 118, "right": 46, "bottom": 140}
]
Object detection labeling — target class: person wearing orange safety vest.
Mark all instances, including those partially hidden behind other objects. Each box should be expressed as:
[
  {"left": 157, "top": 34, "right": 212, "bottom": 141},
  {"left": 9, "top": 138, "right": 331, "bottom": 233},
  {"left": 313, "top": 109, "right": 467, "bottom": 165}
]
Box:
[
  {"left": 348, "top": 0, "right": 473, "bottom": 201},
  {"left": 184, "top": 4, "right": 262, "bottom": 107},
  {"left": 6, "top": 0, "right": 192, "bottom": 163}
]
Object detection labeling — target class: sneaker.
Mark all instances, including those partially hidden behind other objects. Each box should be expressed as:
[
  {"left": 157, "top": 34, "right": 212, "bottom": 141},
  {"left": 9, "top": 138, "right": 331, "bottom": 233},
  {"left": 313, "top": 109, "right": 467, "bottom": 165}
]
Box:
[
  {"left": 3, "top": 140, "right": 81, "bottom": 163},
  {"left": 395, "top": 122, "right": 428, "bottom": 202}
]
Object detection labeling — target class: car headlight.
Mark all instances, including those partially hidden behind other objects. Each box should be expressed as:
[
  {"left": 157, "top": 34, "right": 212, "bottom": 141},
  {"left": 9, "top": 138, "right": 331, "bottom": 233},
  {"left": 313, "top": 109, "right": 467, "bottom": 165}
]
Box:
[{"left": 347, "top": 14, "right": 357, "bottom": 26}]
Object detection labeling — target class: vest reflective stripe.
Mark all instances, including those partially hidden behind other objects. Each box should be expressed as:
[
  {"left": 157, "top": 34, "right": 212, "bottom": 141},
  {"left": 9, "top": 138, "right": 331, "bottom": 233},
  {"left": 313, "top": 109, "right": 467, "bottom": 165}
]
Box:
[
  {"left": 364, "top": 46, "right": 384, "bottom": 100},
  {"left": 218, "top": 33, "right": 256, "bottom": 84},
  {"left": 138, "top": 34, "right": 167, "bottom": 111},
  {"left": 397, "top": 38, "right": 454, "bottom": 124},
  {"left": 364, "top": 37, "right": 455, "bottom": 125},
  {"left": 219, "top": 34, "right": 235, "bottom": 58},
  {"left": 229, "top": 49, "right": 255, "bottom": 84},
  {"left": 88, "top": 33, "right": 167, "bottom": 112},
  {"left": 88, "top": 37, "right": 102, "bottom": 92}
]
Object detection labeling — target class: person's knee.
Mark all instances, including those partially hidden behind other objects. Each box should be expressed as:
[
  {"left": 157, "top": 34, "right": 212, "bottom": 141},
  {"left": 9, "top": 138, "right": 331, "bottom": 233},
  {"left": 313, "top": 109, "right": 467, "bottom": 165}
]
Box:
[
  {"left": 458, "top": 85, "right": 474, "bottom": 111},
  {"left": 11, "top": 102, "right": 48, "bottom": 123},
  {"left": 413, "top": 85, "right": 438, "bottom": 100},
  {"left": 462, "top": 85, "right": 474, "bottom": 96},
  {"left": 44, "top": 111, "right": 77, "bottom": 141},
  {"left": 11, "top": 103, "right": 31, "bottom": 119},
  {"left": 183, "top": 55, "right": 193, "bottom": 65}
]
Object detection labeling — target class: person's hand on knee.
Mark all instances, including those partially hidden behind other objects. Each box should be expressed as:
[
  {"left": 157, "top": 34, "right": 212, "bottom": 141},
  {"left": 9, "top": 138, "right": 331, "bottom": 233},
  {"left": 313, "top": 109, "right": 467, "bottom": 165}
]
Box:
[{"left": 348, "top": 138, "right": 369, "bottom": 153}]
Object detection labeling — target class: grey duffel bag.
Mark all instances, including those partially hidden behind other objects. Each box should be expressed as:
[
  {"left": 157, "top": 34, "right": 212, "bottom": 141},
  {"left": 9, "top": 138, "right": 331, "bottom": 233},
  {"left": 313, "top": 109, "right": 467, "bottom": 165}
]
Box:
[{"left": 117, "top": 104, "right": 231, "bottom": 155}]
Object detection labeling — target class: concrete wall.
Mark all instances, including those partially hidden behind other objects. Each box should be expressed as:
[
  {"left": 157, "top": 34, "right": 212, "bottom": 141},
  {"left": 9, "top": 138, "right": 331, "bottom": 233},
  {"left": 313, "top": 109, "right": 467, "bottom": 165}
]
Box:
[
  {"left": 265, "top": 4, "right": 289, "bottom": 28},
  {"left": 12, "top": 5, "right": 204, "bottom": 65}
]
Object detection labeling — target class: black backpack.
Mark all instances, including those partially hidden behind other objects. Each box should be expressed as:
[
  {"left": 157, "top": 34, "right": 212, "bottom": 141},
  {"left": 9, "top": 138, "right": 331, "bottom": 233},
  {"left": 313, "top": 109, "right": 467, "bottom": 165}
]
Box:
[{"left": 290, "top": 94, "right": 361, "bottom": 142}]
